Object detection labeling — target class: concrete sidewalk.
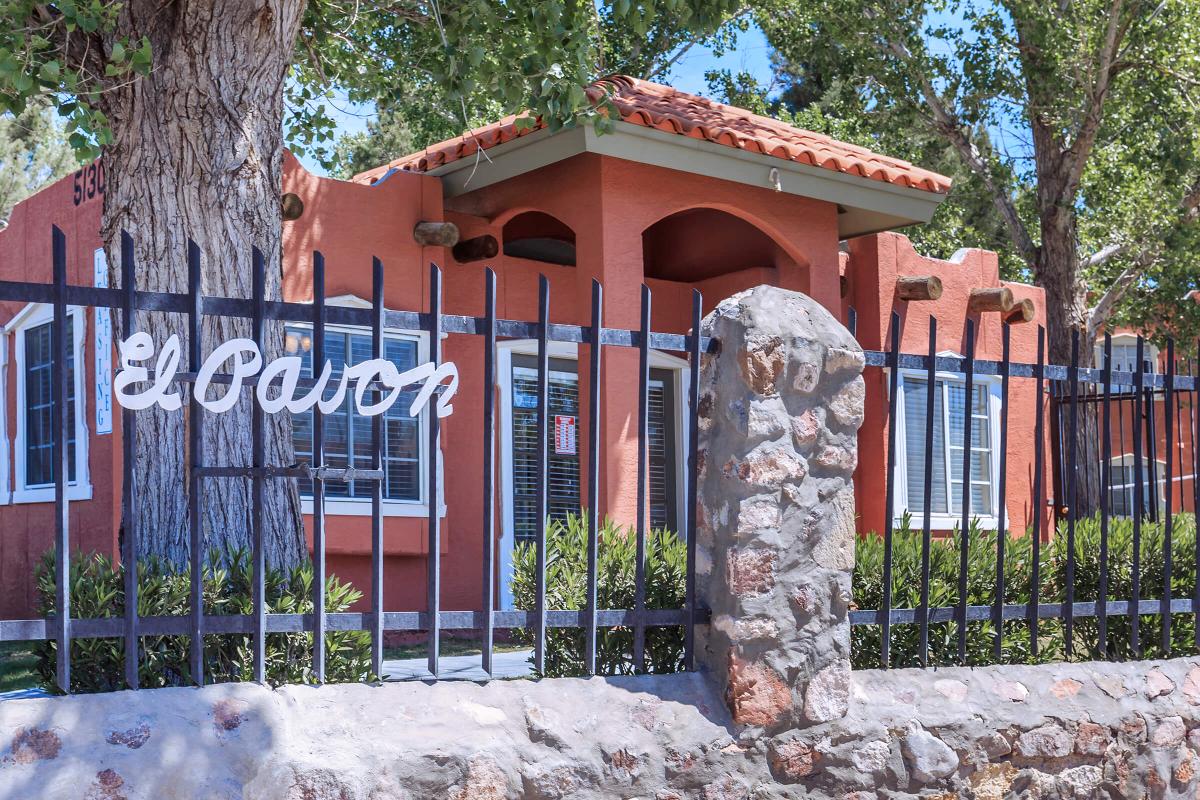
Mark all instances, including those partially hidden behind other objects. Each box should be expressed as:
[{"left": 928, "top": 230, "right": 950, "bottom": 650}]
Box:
[
  {"left": 0, "top": 649, "right": 535, "bottom": 699},
  {"left": 381, "top": 648, "right": 534, "bottom": 682}
]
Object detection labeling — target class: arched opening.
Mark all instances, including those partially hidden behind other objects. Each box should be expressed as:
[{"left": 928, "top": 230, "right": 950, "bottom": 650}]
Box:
[
  {"left": 642, "top": 208, "right": 789, "bottom": 282},
  {"left": 502, "top": 211, "right": 577, "bottom": 266}
]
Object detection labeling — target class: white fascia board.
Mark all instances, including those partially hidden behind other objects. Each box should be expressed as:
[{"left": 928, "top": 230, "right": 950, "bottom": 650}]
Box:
[{"left": 429, "top": 121, "right": 947, "bottom": 238}]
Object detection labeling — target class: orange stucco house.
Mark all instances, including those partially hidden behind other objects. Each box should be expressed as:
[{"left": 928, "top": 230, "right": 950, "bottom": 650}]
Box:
[{"left": 0, "top": 76, "right": 1063, "bottom": 617}]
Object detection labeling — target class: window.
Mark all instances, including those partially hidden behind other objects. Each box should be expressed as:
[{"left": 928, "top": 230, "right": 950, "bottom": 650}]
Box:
[
  {"left": 510, "top": 356, "right": 581, "bottom": 544},
  {"left": 284, "top": 324, "right": 426, "bottom": 512},
  {"left": 508, "top": 359, "right": 680, "bottom": 543},
  {"left": 497, "top": 341, "right": 689, "bottom": 608},
  {"left": 1106, "top": 455, "right": 1166, "bottom": 518},
  {"left": 0, "top": 330, "right": 8, "bottom": 505},
  {"left": 1097, "top": 336, "right": 1157, "bottom": 375},
  {"left": 894, "top": 368, "right": 1001, "bottom": 527},
  {"left": 648, "top": 371, "right": 678, "bottom": 532},
  {"left": 12, "top": 303, "right": 90, "bottom": 503}
]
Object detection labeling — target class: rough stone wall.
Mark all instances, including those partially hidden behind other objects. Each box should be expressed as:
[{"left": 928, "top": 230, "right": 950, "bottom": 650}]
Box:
[
  {"left": 694, "top": 285, "right": 864, "bottom": 734},
  {"left": 8, "top": 659, "right": 1200, "bottom": 798},
  {"left": 791, "top": 657, "right": 1200, "bottom": 799}
]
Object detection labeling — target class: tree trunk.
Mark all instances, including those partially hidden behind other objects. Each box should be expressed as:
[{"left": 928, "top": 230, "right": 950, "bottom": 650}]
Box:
[
  {"left": 1035, "top": 195, "right": 1103, "bottom": 521},
  {"left": 97, "top": 1, "right": 306, "bottom": 569}
]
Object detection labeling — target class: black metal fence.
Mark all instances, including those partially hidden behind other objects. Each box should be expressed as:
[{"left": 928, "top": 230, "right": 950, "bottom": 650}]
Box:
[
  {"left": 0, "top": 226, "right": 712, "bottom": 692},
  {"left": 850, "top": 311, "right": 1200, "bottom": 668}
]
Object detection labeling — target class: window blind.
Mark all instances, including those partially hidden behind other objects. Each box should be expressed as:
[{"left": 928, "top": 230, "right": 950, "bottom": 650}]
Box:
[{"left": 285, "top": 326, "right": 421, "bottom": 502}]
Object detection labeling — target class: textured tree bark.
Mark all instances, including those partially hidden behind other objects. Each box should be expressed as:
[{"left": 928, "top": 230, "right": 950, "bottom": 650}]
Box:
[
  {"left": 1035, "top": 200, "right": 1103, "bottom": 519},
  {"left": 97, "top": 1, "right": 306, "bottom": 569}
]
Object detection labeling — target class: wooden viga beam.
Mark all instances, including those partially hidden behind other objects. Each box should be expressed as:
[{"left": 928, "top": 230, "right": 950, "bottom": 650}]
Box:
[
  {"left": 967, "top": 286, "right": 1015, "bottom": 313},
  {"left": 413, "top": 221, "right": 460, "bottom": 247},
  {"left": 452, "top": 234, "right": 499, "bottom": 263},
  {"left": 1004, "top": 297, "right": 1036, "bottom": 324},
  {"left": 896, "top": 275, "right": 943, "bottom": 301}
]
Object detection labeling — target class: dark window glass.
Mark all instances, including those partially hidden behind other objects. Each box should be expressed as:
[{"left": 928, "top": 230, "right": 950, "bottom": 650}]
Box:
[
  {"left": 24, "top": 318, "right": 77, "bottom": 487},
  {"left": 285, "top": 326, "right": 421, "bottom": 502}
]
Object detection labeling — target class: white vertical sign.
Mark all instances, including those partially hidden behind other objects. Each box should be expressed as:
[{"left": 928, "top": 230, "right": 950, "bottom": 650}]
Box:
[{"left": 94, "top": 248, "right": 113, "bottom": 434}]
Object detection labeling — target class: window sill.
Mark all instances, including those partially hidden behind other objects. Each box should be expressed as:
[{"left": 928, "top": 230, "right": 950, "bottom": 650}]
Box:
[
  {"left": 892, "top": 512, "right": 1002, "bottom": 532},
  {"left": 301, "top": 498, "right": 448, "bottom": 518},
  {"left": 13, "top": 484, "right": 94, "bottom": 504}
]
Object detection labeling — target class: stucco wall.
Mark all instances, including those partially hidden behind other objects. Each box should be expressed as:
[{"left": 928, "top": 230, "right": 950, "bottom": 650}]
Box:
[
  {"left": 845, "top": 232, "right": 1052, "bottom": 540},
  {"left": 0, "top": 165, "right": 117, "bottom": 618}
]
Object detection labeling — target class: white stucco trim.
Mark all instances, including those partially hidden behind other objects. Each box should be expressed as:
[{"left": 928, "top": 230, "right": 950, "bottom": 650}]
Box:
[
  {"left": 423, "top": 121, "right": 947, "bottom": 238},
  {"left": 0, "top": 327, "right": 9, "bottom": 505},
  {"left": 11, "top": 303, "right": 92, "bottom": 504},
  {"left": 495, "top": 340, "right": 692, "bottom": 609},
  {"left": 890, "top": 358, "right": 1004, "bottom": 532}
]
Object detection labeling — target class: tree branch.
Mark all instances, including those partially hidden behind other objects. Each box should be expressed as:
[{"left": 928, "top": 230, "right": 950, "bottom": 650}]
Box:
[
  {"left": 1082, "top": 242, "right": 1127, "bottom": 270},
  {"left": 1087, "top": 174, "right": 1200, "bottom": 335},
  {"left": 1087, "top": 261, "right": 1142, "bottom": 339},
  {"left": 1061, "top": 0, "right": 1129, "bottom": 203},
  {"left": 884, "top": 38, "right": 1039, "bottom": 266}
]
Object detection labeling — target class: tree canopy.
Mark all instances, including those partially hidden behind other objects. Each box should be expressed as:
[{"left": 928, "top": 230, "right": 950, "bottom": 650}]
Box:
[
  {"left": 323, "top": 2, "right": 753, "bottom": 179},
  {"left": 0, "top": 99, "right": 73, "bottom": 224},
  {"left": 1, "top": 1, "right": 743, "bottom": 164},
  {"left": 737, "top": 0, "right": 1200, "bottom": 349}
]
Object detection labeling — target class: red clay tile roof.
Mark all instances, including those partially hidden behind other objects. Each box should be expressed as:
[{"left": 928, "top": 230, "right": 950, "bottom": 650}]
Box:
[{"left": 353, "top": 75, "right": 951, "bottom": 194}]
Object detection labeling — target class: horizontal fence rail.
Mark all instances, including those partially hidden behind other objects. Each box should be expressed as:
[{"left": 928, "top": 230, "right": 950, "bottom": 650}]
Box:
[
  {"left": 0, "top": 226, "right": 714, "bottom": 692},
  {"left": 853, "top": 310, "right": 1200, "bottom": 669}
]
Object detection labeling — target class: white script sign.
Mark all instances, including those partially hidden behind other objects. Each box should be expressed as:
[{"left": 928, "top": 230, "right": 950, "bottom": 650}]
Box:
[{"left": 113, "top": 334, "right": 458, "bottom": 418}]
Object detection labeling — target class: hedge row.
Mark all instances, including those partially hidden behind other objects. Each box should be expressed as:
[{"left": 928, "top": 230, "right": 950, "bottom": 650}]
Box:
[{"left": 852, "top": 512, "right": 1200, "bottom": 669}]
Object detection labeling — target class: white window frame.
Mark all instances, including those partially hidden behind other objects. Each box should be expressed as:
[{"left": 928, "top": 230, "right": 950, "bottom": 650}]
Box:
[
  {"left": 496, "top": 340, "right": 691, "bottom": 609},
  {"left": 288, "top": 295, "right": 444, "bottom": 518},
  {"left": 890, "top": 353, "right": 1004, "bottom": 530},
  {"left": 11, "top": 302, "right": 91, "bottom": 503},
  {"left": 1105, "top": 454, "right": 1169, "bottom": 517},
  {"left": 0, "top": 327, "right": 9, "bottom": 505},
  {"left": 1096, "top": 333, "right": 1159, "bottom": 376}
]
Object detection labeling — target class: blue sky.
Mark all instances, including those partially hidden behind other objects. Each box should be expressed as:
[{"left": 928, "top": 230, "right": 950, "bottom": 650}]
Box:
[{"left": 295, "top": 25, "right": 775, "bottom": 175}]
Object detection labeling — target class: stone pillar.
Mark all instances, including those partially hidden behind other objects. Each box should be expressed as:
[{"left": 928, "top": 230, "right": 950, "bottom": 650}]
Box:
[{"left": 695, "top": 285, "right": 864, "bottom": 734}]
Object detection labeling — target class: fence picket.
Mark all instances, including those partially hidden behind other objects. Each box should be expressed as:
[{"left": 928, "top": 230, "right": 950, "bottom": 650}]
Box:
[
  {"left": 52, "top": 225, "right": 71, "bottom": 694},
  {"left": 121, "top": 231, "right": 139, "bottom": 690},
  {"left": 312, "top": 253, "right": 328, "bottom": 683},
  {"left": 482, "top": 269, "right": 498, "bottom": 678},
  {"left": 634, "top": 284, "right": 651, "bottom": 673},
  {"left": 585, "top": 280, "right": 603, "bottom": 675},
  {"left": 880, "top": 312, "right": 901, "bottom": 668},
  {"left": 251, "top": 246, "right": 267, "bottom": 684},
  {"left": 187, "top": 239, "right": 204, "bottom": 686},
  {"left": 371, "top": 258, "right": 385, "bottom": 680},
  {"left": 918, "top": 318, "right": 937, "bottom": 667},
  {"left": 427, "top": 263, "right": 443, "bottom": 678}
]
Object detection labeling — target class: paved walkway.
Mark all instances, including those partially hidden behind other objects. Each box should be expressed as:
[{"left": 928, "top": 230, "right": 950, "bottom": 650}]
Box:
[
  {"left": 382, "top": 649, "right": 534, "bottom": 682},
  {"left": 0, "top": 650, "right": 535, "bottom": 699}
]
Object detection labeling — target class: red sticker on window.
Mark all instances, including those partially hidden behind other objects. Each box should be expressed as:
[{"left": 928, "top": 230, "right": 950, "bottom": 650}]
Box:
[{"left": 554, "top": 415, "right": 577, "bottom": 455}]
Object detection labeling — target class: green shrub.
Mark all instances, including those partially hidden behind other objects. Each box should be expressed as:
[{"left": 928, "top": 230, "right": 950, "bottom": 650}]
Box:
[
  {"left": 35, "top": 549, "right": 374, "bottom": 692},
  {"left": 510, "top": 512, "right": 686, "bottom": 677},
  {"left": 853, "top": 512, "right": 1199, "bottom": 669}
]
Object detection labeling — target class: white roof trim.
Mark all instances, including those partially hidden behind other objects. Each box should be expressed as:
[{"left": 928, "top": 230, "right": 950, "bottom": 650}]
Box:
[{"left": 421, "top": 121, "right": 948, "bottom": 239}]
